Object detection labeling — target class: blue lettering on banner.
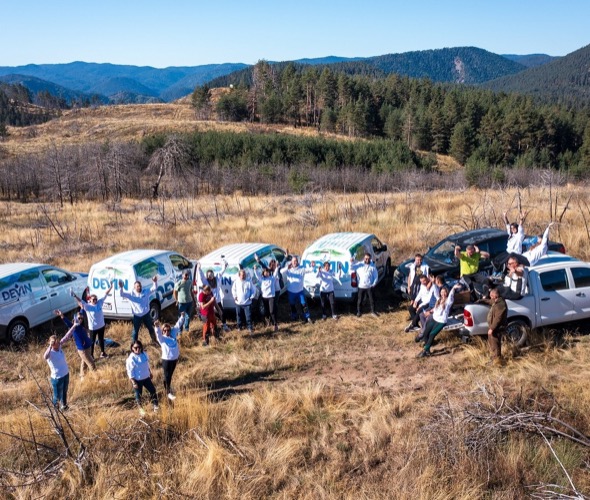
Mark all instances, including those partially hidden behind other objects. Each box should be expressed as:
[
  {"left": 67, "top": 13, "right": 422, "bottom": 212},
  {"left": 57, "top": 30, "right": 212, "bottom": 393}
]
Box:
[
  {"left": 1, "top": 282, "right": 33, "bottom": 302},
  {"left": 221, "top": 276, "right": 233, "bottom": 286},
  {"left": 92, "top": 278, "right": 128, "bottom": 291},
  {"left": 302, "top": 260, "right": 349, "bottom": 274}
]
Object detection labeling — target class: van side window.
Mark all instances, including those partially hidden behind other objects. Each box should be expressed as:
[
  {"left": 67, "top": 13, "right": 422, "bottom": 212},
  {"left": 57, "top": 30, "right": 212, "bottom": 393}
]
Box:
[
  {"left": 170, "top": 254, "right": 191, "bottom": 271},
  {"left": 540, "top": 269, "right": 569, "bottom": 292},
  {"left": 571, "top": 267, "right": 590, "bottom": 288},
  {"left": 42, "top": 268, "right": 70, "bottom": 288}
]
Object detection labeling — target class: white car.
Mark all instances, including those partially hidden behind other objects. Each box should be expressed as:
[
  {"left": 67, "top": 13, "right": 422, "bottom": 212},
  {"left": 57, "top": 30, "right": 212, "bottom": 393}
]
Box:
[
  {"left": 460, "top": 253, "right": 590, "bottom": 346},
  {"left": 0, "top": 263, "right": 88, "bottom": 343},
  {"left": 87, "top": 250, "right": 195, "bottom": 321}
]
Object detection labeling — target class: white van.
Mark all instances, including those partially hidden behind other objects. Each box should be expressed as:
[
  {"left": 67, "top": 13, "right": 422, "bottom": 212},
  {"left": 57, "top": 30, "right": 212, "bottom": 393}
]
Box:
[
  {"left": 87, "top": 250, "right": 195, "bottom": 321},
  {"left": 0, "top": 263, "right": 88, "bottom": 343},
  {"left": 196, "top": 243, "right": 289, "bottom": 310},
  {"left": 301, "top": 232, "right": 391, "bottom": 301}
]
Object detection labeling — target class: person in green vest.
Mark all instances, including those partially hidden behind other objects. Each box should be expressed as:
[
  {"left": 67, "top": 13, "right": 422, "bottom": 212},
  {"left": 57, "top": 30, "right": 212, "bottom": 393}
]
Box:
[{"left": 454, "top": 244, "right": 490, "bottom": 299}]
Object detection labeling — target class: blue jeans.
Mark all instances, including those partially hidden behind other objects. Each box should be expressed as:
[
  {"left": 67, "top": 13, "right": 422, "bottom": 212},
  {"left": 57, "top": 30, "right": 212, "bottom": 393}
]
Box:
[
  {"left": 288, "top": 290, "right": 310, "bottom": 320},
  {"left": 51, "top": 373, "right": 69, "bottom": 408},
  {"left": 178, "top": 301, "right": 193, "bottom": 331},
  {"left": 133, "top": 377, "right": 158, "bottom": 406},
  {"left": 132, "top": 313, "right": 156, "bottom": 343},
  {"left": 235, "top": 304, "right": 252, "bottom": 331}
]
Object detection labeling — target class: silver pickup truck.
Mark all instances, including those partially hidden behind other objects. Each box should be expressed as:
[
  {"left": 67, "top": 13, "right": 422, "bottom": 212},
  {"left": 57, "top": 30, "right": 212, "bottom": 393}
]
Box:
[{"left": 458, "top": 253, "right": 590, "bottom": 346}]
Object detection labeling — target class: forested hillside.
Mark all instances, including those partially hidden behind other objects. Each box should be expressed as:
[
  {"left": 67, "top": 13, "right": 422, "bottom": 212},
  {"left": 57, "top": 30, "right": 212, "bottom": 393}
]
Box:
[
  {"left": 485, "top": 44, "right": 590, "bottom": 108},
  {"left": 195, "top": 61, "right": 590, "bottom": 177},
  {"left": 0, "top": 83, "right": 56, "bottom": 128}
]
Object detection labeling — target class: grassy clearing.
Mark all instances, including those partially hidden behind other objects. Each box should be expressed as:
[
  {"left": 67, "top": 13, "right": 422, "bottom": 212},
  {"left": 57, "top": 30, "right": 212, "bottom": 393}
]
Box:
[{"left": 1, "top": 189, "right": 590, "bottom": 498}]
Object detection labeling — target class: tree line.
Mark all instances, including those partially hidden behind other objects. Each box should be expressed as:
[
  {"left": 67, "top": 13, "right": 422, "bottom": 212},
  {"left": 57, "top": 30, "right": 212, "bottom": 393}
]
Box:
[
  {"left": 193, "top": 61, "right": 590, "bottom": 176},
  {"left": 0, "top": 129, "right": 583, "bottom": 204}
]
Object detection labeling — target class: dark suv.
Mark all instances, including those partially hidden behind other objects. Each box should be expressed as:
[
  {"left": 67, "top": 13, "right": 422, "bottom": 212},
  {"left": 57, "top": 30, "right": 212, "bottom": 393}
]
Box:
[{"left": 393, "top": 227, "right": 566, "bottom": 297}]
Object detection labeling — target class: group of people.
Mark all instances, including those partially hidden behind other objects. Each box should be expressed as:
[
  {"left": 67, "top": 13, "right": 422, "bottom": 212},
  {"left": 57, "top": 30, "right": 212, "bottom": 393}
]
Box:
[
  {"left": 405, "top": 211, "right": 555, "bottom": 364},
  {"left": 43, "top": 252, "right": 383, "bottom": 413}
]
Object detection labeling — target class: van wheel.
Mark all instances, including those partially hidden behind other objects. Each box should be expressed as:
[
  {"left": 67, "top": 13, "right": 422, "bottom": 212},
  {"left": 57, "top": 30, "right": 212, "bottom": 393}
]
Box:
[
  {"left": 8, "top": 319, "right": 29, "bottom": 344},
  {"left": 505, "top": 319, "right": 529, "bottom": 347},
  {"left": 149, "top": 301, "right": 161, "bottom": 322}
]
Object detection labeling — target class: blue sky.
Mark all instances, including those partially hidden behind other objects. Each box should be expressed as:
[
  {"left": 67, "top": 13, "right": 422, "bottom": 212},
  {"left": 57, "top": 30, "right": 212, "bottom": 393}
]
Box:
[{"left": 3, "top": 0, "right": 589, "bottom": 68}]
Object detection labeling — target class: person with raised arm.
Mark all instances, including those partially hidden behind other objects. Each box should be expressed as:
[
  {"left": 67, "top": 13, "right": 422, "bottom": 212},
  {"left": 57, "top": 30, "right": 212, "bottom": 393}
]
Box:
[
  {"left": 254, "top": 260, "right": 279, "bottom": 331},
  {"left": 173, "top": 270, "right": 195, "bottom": 334},
  {"left": 54, "top": 309, "right": 96, "bottom": 378},
  {"left": 43, "top": 330, "right": 75, "bottom": 410},
  {"left": 316, "top": 261, "right": 343, "bottom": 320},
  {"left": 232, "top": 269, "right": 257, "bottom": 334},
  {"left": 118, "top": 276, "right": 158, "bottom": 344},
  {"left": 154, "top": 313, "right": 184, "bottom": 400},
  {"left": 522, "top": 222, "right": 556, "bottom": 266},
  {"left": 73, "top": 281, "right": 113, "bottom": 359},
  {"left": 281, "top": 254, "right": 315, "bottom": 323},
  {"left": 504, "top": 210, "right": 527, "bottom": 254}
]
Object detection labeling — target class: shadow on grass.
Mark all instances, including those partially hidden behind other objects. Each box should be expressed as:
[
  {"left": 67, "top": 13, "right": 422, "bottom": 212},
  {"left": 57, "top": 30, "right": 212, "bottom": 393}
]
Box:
[{"left": 205, "top": 369, "right": 287, "bottom": 402}]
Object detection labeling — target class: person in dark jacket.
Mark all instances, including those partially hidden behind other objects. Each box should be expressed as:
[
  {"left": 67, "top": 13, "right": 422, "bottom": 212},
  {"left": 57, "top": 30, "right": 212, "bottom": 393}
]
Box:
[{"left": 484, "top": 288, "right": 508, "bottom": 365}]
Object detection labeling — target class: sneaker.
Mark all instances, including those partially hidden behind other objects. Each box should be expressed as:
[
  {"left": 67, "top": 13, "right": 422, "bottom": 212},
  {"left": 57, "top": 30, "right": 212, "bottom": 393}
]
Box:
[
  {"left": 60, "top": 405, "right": 69, "bottom": 412},
  {"left": 410, "top": 326, "right": 420, "bottom": 332},
  {"left": 202, "top": 340, "right": 209, "bottom": 347},
  {"left": 306, "top": 318, "right": 313, "bottom": 324},
  {"left": 274, "top": 325, "right": 279, "bottom": 332},
  {"left": 356, "top": 312, "right": 361, "bottom": 317},
  {"left": 248, "top": 329, "right": 253, "bottom": 336},
  {"left": 332, "top": 315, "right": 338, "bottom": 320},
  {"left": 222, "top": 324, "right": 230, "bottom": 332},
  {"left": 153, "top": 405, "right": 159, "bottom": 412},
  {"left": 100, "top": 352, "right": 109, "bottom": 358},
  {"left": 322, "top": 315, "right": 327, "bottom": 320},
  {"left": 167, "top": 393, "right": 176, "bottom": 401},
  {"left": 404, "top": 323, "right": 412, "bottom": 333},
  {"left": 416, "top": 350, "right": 431, "bottom": 358},
  {"left": 414, "top": 334, "right": 424, "bottom": 343},
  {"left": 371, "top": 312, "right": 378, "bottom": 318},
  {"left": 139, "top": 408, "right": 147, "bottom": 417}
]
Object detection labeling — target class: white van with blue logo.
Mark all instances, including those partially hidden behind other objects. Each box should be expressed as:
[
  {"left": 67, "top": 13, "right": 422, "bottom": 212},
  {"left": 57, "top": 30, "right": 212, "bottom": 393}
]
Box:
[
  {"left": 87, "top": 250, "right": 195, "bottom": 321},
  {"left": 301, "top": 232, "right": 391, "bottom": 301},
  {"left": 0, "top": 263, "right": 88, "bottom": 343},
  {"left": 197, "top": 243, "right": 289, "bottom": 310}
]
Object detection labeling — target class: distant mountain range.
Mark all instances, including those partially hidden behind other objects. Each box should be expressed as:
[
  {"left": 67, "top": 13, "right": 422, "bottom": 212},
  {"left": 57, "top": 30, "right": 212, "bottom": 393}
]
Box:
[
  {"left": 0, "top": 47, "right": 580, "bottom": 108},
  {"left": 484, "top": 43, "right": 590, "bottom": 108}
]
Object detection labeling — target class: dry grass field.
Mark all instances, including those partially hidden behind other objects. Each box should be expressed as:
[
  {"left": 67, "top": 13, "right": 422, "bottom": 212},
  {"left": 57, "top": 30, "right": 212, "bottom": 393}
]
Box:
[{"left": 1, "top": 188, "right": 590, "bottom": 498}]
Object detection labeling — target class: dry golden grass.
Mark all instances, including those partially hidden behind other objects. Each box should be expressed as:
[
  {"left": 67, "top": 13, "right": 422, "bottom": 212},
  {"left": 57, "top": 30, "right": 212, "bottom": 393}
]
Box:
[{"left": 1, "top": 189, "right": 590, "bottom": 498}]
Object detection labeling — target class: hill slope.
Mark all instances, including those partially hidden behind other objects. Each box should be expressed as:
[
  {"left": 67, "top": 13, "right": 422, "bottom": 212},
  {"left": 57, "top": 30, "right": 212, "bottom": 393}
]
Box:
[{"left": 485, "top": 44, "right": 590, "bottom": 107}]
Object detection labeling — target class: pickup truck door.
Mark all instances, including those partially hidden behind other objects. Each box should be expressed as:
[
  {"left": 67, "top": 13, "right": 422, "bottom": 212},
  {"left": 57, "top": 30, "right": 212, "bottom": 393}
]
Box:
[
  {"left": 537, "top": 268, "right": 576, "bottom": 325},
  {"left": 370, "top": 237, "right": 387, "bottom": 279},
  {"left": 569, "top": 266, "right": 590, "bottom": 318}
]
